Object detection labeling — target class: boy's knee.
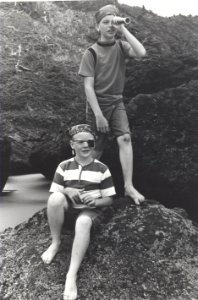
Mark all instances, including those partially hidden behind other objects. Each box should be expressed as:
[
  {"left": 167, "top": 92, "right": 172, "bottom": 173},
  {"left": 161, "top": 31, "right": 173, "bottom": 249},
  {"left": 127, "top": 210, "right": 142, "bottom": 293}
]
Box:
[
  {"left": 48, "top": 192, "right": 67, "bottom": 208},
  {"left": 75, "top": 215, "right": 92, "bottom": 231},
  {"left": 117, "top": 133, "right": 131, "bottom": 145}
]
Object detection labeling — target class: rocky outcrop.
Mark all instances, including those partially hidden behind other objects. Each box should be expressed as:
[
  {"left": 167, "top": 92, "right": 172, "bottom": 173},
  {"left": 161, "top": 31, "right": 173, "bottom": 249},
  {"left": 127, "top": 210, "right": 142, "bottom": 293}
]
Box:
[
  {"left": 29, "top": 137, "right": 72, "bottom": 180},
  {"left": 1, "top": 1, "right": 198, "bottom": 217},
  {"left": 126, "top": 80, "right": 198, "bottom": 221},
  {"left": 1, "top": 198, "right": 198, "bottom": 299},
  {"left": 29, "top": 79, "right": 198, "bottom": 222},
  {"left": 1, "top": 0, "right": 198, "bottom": 170},
  {"left": 0, "top": 136, "right": 11, "bottom": 192}
]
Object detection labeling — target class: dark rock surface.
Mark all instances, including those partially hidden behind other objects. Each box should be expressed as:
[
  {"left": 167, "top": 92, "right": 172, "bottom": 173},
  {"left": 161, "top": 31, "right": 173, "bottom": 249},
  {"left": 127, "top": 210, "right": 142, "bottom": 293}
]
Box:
[
  {"left": 0, "top": 136, "right": 11, "bottom": 192},
  {"left": 1, "top": 2, "right": 198, "bottom": 299},
  {"left": 1, "top": 198, "right": 198, "bottom": 300},
  {"left": 1, "top": 2, "right": 198, "bottom": 216},
  {"left": 29, "top": 79, "right": 198, "bottom": 221},
  {"left": 1, "top": 0, "right": 198, "bottom": 170},
  {"left": 126, "top": 79, "right": 198, "bottom": 221},
  {"left": 29, "top": 138, "right": 72, "bottom": 180}
]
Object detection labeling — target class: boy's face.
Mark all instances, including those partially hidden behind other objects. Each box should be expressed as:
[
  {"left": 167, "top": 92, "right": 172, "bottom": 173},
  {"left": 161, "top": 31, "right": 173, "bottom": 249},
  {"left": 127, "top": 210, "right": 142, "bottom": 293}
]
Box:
[
  {"left": 70, "top": 132, "right": 95, "bottom": 160},
  {"left": 97, "top": 15, "right": 117, "bottom": 41}
]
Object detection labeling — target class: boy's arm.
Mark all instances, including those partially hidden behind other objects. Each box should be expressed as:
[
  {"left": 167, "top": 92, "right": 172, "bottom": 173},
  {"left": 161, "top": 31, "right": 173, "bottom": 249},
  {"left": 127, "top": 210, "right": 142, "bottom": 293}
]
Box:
[
  {"left": 119, "top": 25, "right": 146, "bottom": 58},
  {"left": 84, "top": 76, "right": 109, "bottom": 133},
  {"left": 82, "top": 166, "right": 115, "bottom": 208},
  {"left": 82, "top": 194, "right": 113, "bottom": 207},
  {"left": 95, "top": 196, "right": 113, "bottom": 207},
  {"left": 64, "top": 187, "right": 84, "bottom": 204}
]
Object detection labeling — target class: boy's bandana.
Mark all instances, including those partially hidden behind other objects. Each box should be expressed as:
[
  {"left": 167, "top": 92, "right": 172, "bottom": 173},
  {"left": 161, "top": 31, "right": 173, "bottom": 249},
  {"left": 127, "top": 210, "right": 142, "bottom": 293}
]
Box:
[
  {"left": 95, "top": 4, "right": 119, "bottom": 24},
  {"left": 68, "top": 124, "right": 95, "bottom": 138}
]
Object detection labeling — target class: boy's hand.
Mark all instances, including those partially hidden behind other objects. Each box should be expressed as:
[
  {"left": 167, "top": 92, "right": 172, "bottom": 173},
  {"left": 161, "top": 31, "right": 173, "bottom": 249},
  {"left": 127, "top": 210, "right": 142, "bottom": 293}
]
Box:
[
  {"left": 96, "top": 114, "right": 109, "bottom": 133},
  {"left": 64, "top": 187, "right": 84, "bottom": 204},
  {"left": 81, "top": 194, "right": 96, "bottom": 207},
  {"left": 112, "top": 23, "right": 125, "bottom": 33}
]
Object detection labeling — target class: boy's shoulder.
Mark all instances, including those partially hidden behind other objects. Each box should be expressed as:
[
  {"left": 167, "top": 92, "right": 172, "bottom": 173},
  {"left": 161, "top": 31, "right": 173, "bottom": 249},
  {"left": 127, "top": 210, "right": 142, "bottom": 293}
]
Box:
[
  {"left": 58, "top": 157, "right": 76, "bottom": 170},
  {"left": 87, "top": 39, "right": 124, "bottom": 65},
  {"left": 93, "top": 159, "right": 109, "bottom": 173}
]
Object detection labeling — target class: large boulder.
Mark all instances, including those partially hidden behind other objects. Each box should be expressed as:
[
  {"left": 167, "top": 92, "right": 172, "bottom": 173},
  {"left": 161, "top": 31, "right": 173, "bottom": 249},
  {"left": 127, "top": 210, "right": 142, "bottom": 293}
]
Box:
[
  {"left": 1, "top": 198, "right": 198, "bottom": 299},
  {"left": 1, "top": 1, "right": 198, "bottom": 219},
  {"left": 126, "top": 80, "right": 198, "bottom": 221},
  {"left": 1, "top": 1, "right": 198, "bottom": 174},
  {"left": 0, "top": 136, "right": 11, "bottom": 192},
  {"left": 28, "top": 79, "right": 198, "bottom": 222},
  {"left": 29, "top": 134, "right": 72, "bottom": 180}
]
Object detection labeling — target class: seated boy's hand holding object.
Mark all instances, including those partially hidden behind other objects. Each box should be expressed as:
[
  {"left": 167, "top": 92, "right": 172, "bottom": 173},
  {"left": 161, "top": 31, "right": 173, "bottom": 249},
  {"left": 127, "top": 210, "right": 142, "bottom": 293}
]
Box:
[{"left": 64, "top": 187, "right": 84, "bottom": 205}]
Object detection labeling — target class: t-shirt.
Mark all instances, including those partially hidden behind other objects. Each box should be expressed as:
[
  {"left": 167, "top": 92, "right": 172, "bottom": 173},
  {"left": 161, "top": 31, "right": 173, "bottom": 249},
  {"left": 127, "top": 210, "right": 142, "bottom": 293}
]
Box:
[
  {"left": 78, "top": 39, "right": 131, "bottom": 107},
  {"left": 50, "top": 157, "right": 116, "bottom": 199}
]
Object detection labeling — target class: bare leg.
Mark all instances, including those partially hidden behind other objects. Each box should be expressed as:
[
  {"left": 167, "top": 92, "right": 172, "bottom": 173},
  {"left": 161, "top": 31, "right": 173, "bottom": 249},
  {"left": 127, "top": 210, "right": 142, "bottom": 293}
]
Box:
[
  {"left": 41, "top": 192, "right": 68, "bottom": 264},
  {"left": 92, "top": 133, "right": 106, "bottom": 160},
  {"left": 117, "top": 134, "right": 145, "bottom": 205},
  {"left": 64, "top": 215, "right": 92, "bottom": 300}
]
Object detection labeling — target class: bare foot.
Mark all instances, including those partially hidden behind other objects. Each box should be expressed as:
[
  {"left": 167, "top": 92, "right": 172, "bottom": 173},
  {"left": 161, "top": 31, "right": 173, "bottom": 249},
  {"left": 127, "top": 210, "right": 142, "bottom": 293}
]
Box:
[
  {"left": 63, "top": 275, "right": 77, "bottom": 300},
  {"left": 41, "top": 241, "right": 60, "bottom": 264},
  {"left": 125, "top": 185, "right": 145, "bottom": 205}
]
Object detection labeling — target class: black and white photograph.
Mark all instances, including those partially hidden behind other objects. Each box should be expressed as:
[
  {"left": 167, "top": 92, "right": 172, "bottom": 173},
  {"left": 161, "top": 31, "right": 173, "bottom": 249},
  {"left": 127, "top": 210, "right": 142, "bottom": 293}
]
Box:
[{"left": 0, "top": 0, "right": 198, "bottom": 299}]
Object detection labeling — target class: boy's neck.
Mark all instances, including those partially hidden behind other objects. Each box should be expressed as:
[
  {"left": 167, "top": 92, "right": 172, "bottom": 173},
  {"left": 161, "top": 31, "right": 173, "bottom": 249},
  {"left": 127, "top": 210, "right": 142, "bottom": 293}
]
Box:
[
  {"left": 98, "top": 36, "right": 115, "bottom": 44},
  {"left": 97, "top": 39, "right": 116, "bottom": 46},
  {"left": 74, "top": 156, "right": 94, "bottom": 166}
]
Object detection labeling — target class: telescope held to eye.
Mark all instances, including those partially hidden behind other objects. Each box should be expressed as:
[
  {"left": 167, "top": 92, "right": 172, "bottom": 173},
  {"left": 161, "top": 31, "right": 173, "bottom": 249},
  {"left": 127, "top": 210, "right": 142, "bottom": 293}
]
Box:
[{"left": 112, "top": 16, "right": 131, "bottom": 25}]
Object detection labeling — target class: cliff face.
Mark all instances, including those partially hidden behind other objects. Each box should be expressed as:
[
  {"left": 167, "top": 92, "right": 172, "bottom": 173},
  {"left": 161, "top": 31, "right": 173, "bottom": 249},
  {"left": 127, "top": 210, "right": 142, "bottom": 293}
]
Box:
[
  {"left": 1, "top": 1, "right": 198, "bottom": 166},
  {"left": 1, "top": 1, "right": 198, "bottom": 218},
  {"left": 1, "top": 199, "right": 198, "bottom": 300},
  {"left": 128, "top": 80, "right": 198, "bottom": 220},
  {"left": 0, "top": 137, "right": 11, "bottom": 191}
]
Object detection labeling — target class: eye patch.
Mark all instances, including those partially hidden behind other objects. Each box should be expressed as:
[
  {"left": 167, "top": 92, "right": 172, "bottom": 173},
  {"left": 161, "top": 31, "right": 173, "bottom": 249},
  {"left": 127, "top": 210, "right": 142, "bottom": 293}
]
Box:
[
  {"left": 73, "top": 140, "right": 95, "bottom": 148},
  {"left": 87, "top": 140, "right": 95, "bottom": 148}
]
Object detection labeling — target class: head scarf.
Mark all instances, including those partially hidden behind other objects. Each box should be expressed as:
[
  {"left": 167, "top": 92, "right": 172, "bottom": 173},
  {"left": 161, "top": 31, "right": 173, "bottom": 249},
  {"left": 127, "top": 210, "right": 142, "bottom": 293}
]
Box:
[
  {"left": 68, "top": 124, "right": 95, "bottom": 139},
  {"left": 95, "top": 4, "right": 119, "bottom": 24}
]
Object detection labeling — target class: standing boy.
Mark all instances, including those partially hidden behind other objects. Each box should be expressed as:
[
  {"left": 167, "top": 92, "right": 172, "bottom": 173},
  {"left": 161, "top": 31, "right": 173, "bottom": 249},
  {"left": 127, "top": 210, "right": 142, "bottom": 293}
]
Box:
[
  {"left": 41, "top": 124, "right": 116, "bottom": 300},
  {"left": 79, "top": 4, "right": 146, "bottom": 205}
]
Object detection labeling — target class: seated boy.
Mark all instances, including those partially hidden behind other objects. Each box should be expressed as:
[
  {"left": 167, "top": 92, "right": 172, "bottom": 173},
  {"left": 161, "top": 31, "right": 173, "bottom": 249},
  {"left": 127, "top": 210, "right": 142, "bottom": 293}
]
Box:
[{"left": 41, "top": 124, "right": 116, "bottom": 300}]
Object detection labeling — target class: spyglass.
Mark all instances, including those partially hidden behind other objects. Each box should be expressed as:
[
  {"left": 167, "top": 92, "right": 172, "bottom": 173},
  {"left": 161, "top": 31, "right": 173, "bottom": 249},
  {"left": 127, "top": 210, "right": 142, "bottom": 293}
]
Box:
[{"left": 112, "top": 16, "right": 131, "bottom": 25}]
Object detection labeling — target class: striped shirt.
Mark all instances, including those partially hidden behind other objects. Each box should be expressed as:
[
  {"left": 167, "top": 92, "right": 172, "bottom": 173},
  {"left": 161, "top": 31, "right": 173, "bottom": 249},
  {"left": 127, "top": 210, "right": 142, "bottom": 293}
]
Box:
[{"left": 50, "top": 158, "right": 116, "bottom": 199}]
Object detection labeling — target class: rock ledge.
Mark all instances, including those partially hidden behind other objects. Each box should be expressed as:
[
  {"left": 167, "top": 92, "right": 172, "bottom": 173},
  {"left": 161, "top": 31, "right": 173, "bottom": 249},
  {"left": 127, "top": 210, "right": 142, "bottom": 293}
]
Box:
[{"left": 1, "top": 198, "right": 198, "bottom": 300}]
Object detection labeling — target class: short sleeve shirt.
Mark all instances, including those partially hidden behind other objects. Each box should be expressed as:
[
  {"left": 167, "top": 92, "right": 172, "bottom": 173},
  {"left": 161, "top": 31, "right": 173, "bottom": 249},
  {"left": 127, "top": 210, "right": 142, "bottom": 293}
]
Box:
[
  {"left": 50, "top": 158, "right": 116, "bottom": 199},
  {"left": 79, "top": 40, "right": 131, "bottom": 106}
]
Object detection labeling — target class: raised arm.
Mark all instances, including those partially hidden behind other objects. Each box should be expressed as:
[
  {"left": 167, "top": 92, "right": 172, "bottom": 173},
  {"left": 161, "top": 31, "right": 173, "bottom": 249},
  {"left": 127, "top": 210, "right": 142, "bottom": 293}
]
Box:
[{"left": 120, "top": 25, "right": 146, "bottom": 58}]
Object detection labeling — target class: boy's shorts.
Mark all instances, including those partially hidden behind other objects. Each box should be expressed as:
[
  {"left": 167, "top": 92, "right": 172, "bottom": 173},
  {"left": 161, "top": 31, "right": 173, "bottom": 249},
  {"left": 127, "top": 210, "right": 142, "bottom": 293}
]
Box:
[
  {"left": 86, "top": 101, "right": 131, "bottom": 154},
  {"left": 64, "top": 205, "right": 114, "bottom": 231}
]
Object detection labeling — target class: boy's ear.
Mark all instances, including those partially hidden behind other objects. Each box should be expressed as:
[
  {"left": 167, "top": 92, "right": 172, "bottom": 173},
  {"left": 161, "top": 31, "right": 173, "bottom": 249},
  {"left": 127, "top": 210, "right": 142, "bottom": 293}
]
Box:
[{"left": 95, "top": 24, "right": 100, "bottom": 33}]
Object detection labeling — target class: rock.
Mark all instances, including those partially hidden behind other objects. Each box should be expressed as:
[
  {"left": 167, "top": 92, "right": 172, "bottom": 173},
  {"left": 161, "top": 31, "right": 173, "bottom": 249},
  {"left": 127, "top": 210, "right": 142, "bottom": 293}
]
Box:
[
  {"left": 1, "top": 198, "right": 198, "bottom": 299},
  {"left": 0, "top": 136, "right": 11, "bottom": 192},
  {"left": 1, "top": 1, "right": 198, "bottom": 174},
  {"left": 126, "top": 80, "right": 198, "bottom": 221},
  {"left": 1, "top": 2, "right": 198, "bottom": 218},
  {"left": 29, "top": 135, "right": 72, "bottom": 180},
  {"left": 29, "top": 83, "right": 198, "bottom": 222}
]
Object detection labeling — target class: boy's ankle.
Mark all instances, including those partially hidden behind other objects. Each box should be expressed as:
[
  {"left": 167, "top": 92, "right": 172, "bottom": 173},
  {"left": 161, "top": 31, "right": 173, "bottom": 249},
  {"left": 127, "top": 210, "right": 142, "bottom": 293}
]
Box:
[
  {"left": 66, "top": 272, "right": 77, "bottom": 279},
  {"left": 51, "top": 239, "right": 61, "bottom": 246}
]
